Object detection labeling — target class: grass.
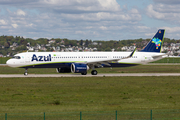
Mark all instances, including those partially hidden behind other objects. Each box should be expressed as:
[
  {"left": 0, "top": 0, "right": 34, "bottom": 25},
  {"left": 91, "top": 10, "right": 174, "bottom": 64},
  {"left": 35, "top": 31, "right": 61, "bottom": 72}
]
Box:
[
  {"left": 0, "top": 76, "right": 180, "bottom": 113},
  {"left": 1, "top": 59, "right": 180, "bottom": 119},
  {"left": 0, "top": 76, "right": 180, "bottom": 119},
  {"left": 0, "top": 57, "right": 10, "bottom": 64}
]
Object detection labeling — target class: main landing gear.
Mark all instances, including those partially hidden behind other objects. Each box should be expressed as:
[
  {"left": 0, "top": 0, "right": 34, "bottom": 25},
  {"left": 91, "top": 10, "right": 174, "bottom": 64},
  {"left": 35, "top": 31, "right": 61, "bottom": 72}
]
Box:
[
  {"left": 91, "top": 70, "right": 98, "bottom": 75},
  {"left": 81, "top": 70, "right": 98, "bottom": 75},
  {"left": 81, "top": 72, "right": 87, "bottom": 75},
  {"left": 24, "top": 68, "right": 28, "bottom": 76}
]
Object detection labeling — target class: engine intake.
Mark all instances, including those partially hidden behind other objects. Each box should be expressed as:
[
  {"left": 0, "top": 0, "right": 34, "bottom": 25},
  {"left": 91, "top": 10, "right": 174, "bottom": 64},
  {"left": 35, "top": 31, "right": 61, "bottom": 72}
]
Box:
[{"left": 71, "top": 63, "right": 89, "bottom": 73}]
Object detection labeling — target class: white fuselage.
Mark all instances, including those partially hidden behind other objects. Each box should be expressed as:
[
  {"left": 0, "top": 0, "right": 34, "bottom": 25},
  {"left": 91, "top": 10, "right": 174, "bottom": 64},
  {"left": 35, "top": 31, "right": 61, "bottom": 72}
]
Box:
[{"left": 6, "top": 51, "right": 165, "bottom": 68}]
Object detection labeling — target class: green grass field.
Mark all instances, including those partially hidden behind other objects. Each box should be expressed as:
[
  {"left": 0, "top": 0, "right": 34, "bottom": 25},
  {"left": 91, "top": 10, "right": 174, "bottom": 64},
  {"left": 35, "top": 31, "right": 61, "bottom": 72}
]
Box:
[
  {"left": 1, "top": 64, "right": 180, "bottom": 119},
  {"left": 0, "top": 57, "right": 10, "bottom": 64},
  {"left": 1, "top": 57, "right": 180, "bottom": 119},
  {"left": 0, "top": 76, "right": 180, "bottom": 119},
  {"left": 0, "top": 76, "right": 180, "bottom": 113}
]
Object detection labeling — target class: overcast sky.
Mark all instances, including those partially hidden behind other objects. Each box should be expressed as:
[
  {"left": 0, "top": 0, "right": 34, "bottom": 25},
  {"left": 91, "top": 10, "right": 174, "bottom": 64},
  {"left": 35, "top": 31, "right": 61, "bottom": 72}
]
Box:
[{"left": 0, "top": 0, "right": 180, "bottom": 40}]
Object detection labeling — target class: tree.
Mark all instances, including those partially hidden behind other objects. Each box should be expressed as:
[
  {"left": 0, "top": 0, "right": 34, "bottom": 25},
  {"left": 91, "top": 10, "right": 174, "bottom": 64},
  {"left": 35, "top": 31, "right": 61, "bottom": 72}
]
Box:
[
  {"left": 4, "top": 42, "right": 10, "bottom": 48},
  {"left": 21, "top": 39, "right": 27, "bottom": 46},
  {"left": 80, "top": 39, "right": 83, "bottom": 46},
  {"left": 85, "top": 39, "right": 89, "bottom": 47},
  {"left": 104, "top": 47, "right": 111, "bottom": 51}
]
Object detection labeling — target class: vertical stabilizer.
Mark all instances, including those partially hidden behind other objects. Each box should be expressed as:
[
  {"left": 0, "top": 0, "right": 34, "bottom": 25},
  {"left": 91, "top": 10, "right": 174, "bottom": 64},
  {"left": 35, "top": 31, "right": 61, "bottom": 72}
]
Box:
[{"left": 140, "top": 29, "right": 165, "bottom": 53}]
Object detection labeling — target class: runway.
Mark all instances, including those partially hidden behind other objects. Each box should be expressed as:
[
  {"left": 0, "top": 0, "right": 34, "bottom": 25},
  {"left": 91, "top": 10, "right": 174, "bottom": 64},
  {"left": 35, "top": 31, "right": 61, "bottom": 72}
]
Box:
[{"left": 0, "top": 73, "right": 180, "bottom": 77}]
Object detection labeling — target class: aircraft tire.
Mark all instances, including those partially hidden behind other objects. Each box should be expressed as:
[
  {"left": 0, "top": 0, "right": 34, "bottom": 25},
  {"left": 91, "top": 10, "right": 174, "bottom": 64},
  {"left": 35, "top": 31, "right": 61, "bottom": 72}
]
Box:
[
  {"left": 24, "top": 72, "right": 28, "bottom": 76},
  {"left": 81, "top": 72, "right": 87, "bottom": 75},
  {"left": 91, "top": 70, "right": 97, "bottom": 75}
]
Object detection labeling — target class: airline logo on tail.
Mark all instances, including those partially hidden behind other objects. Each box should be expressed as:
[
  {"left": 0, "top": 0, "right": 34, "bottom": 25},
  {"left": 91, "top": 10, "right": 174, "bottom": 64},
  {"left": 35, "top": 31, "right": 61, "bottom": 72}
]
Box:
[
  {"left": 140, "top": 29, "right": 165, "bottom": 53},
  {"left": 152, "top": 38, "right": 162, "bottom": 49}
]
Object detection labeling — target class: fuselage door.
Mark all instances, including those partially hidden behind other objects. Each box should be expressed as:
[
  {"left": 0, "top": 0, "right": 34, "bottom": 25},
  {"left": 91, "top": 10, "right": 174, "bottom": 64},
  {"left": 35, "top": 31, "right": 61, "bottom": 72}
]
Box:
[{"left": 25, "top": 53, "right": 30, "bottom": 63}]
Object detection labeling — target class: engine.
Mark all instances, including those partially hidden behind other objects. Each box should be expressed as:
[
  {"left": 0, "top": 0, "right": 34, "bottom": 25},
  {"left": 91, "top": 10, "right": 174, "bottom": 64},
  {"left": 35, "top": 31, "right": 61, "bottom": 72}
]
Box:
[
  {"left": 71, "top": 63, "right": 89, "bottom": 73},
  {"left": 56, "top": 67, "right": 71, "bottom": 73}
]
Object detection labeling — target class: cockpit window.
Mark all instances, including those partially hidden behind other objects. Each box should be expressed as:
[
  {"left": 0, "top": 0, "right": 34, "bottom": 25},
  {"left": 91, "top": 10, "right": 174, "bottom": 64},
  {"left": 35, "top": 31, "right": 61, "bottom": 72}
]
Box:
[{"left": 12, "top": 56, "right": 21, "bottom": 59}]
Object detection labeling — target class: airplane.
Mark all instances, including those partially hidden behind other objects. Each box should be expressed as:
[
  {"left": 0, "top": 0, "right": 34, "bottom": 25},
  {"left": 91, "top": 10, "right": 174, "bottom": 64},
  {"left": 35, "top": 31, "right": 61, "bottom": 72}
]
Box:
[{"left": 6, "top": 29, "right": 165, "bottom": 75}]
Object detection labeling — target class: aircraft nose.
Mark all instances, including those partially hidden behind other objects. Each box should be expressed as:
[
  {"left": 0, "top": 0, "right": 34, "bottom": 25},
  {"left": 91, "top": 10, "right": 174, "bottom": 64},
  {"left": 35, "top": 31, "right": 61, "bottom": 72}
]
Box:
[
  {"left": 6, "top": 59, "right": 12, "bottom": 66},
  {"left": 6, "top": 59, "right": 10, "bottom": 65},
  {"left": 6, "top": 59, "right": 17, "bottom": 67}
]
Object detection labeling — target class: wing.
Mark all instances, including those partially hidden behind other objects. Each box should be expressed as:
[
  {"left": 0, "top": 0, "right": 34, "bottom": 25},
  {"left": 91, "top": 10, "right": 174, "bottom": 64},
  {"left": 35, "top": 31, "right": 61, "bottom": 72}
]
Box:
[{"left": 87, "top": 48, "right": 136, "bottom": 67}]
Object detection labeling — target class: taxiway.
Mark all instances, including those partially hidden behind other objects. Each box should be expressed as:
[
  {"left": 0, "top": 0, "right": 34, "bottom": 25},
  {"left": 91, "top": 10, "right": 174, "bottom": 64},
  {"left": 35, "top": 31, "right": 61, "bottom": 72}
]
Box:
[{"left": 0, "top": 73, "right": 180, "bottom": 77}]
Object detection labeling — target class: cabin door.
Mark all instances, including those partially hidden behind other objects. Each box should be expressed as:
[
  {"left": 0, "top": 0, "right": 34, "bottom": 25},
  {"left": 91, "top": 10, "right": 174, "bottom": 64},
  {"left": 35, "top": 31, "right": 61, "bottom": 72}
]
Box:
[{"left": 25, "top": 53, "right": 30, "bottom": 63}]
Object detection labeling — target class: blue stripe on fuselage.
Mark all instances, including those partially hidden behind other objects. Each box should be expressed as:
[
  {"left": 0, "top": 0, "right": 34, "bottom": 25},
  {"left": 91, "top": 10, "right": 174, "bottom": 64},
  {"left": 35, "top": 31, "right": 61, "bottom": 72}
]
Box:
[
  {"left": 20, "top": 63, "right": 72, "bottom": 68},
  {"left": 19, "top": 62, "right": 139, "bottom": 68}
]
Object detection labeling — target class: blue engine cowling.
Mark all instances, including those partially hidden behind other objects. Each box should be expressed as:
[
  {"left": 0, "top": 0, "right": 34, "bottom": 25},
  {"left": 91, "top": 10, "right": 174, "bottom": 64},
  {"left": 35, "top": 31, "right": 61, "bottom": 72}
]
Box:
[{"left": 71, "top": 63, "right": 89, "bottom": 73}]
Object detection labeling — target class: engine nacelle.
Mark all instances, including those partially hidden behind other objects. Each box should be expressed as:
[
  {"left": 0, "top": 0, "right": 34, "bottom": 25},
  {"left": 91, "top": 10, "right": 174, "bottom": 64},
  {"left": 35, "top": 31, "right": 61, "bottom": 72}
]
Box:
[
  {"left": 56, "top": 68, "right": 71, "bottom": 73},
  {"left": 71, "top": 63, "right": 89, "bottom": 73}
]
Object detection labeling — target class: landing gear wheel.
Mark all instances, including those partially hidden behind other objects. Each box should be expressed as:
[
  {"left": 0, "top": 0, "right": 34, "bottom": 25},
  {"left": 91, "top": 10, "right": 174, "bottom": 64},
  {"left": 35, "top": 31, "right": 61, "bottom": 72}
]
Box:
[
  {"left": 91, "top": 70, "right": 97, "bottom": 75},
  {"left": 24, "top": 68, "right": 28, "bottom": 76},
  {"left": 81, "top": 72, "right": 87, "bottom": 75},
  {"left": 24, "top": 72, "right": 28, "bottom": 76}
]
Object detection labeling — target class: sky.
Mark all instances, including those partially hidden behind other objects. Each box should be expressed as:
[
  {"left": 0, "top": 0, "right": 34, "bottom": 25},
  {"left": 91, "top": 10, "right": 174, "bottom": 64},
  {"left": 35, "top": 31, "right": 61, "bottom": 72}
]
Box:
[{"left": 0, "top": 0, "right": 180, "bottom": 40}]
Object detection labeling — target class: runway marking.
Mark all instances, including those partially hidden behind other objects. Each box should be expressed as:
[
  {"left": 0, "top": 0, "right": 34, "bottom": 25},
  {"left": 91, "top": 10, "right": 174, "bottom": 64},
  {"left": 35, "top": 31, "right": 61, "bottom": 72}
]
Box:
[{"left": 0, "top": 73, "right": 180, "bottom": 77}]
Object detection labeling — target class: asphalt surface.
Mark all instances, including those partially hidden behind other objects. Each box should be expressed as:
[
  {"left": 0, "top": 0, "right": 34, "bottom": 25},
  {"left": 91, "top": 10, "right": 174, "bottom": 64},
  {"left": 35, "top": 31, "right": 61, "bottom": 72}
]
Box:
[{"left": 0, "top": 73, "right": 180, "bottom": 77}]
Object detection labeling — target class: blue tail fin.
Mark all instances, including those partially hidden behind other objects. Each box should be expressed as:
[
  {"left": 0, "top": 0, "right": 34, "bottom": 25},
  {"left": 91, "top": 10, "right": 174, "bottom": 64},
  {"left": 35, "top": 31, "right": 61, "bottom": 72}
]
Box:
[{"left": 140, "top": 29, "right": 165, "bottom": 53}]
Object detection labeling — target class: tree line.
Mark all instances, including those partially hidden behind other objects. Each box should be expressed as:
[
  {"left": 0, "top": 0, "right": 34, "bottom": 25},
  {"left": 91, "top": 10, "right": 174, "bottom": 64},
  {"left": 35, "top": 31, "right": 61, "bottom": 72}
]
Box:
[{"left": 0, "top": 35, "right": 179, "bottom": 56}]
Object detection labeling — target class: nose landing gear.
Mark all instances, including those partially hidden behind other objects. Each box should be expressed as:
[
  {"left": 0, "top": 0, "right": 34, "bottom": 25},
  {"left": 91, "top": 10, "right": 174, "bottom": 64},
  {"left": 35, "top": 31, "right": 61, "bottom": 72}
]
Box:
[{"left": 24, "top": 68, "right": 28, "bottom": 76}]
